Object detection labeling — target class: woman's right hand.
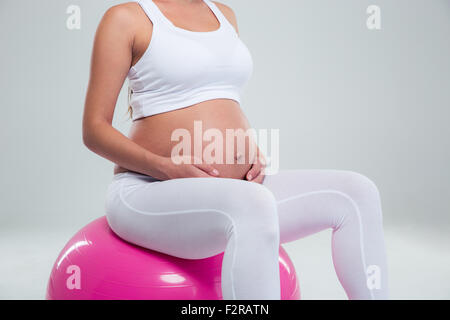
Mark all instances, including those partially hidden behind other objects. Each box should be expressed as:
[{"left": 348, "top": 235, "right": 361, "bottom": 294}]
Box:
[{"left": 161, "top": 155, "right": 220, "bottom": 180}]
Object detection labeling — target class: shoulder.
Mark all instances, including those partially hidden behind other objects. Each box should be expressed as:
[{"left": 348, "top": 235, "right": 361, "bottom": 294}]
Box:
[
  {"left": 97, "top": 2, "right": 150, "bottom": 41},
  {"left": 100, "top": 2, "right": 144, "bottom": 31},
  {"left": 103, "top": 2, "right": 138, "bottom": 22},
  {"left": 212, "top": 1, "right": 239, "bottom": 32}
]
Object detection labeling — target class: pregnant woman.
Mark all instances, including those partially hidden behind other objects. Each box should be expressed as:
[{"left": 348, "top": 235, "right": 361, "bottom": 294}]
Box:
[{"left": 82, "top": 0, "right": 389, "bottom": 299}]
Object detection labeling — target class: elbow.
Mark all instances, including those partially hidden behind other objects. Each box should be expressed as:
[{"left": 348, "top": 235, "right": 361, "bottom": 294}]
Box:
[
  {"left": 82, "top": 120, "right": 101, "bottom": 152},
  {"left": 82, "top": 128, "right": 96, "bottom": 151},
  {"left": 82, "top": 117, "right": 111, "bottom": 152}
]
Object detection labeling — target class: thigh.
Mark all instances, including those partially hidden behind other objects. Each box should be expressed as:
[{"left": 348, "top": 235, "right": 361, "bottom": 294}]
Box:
[
  {"left": 262, "top": 169, "right": 370, "bottom": 243},
  {"left": 106, "top": 174, "right": 273, "bottom": 259},
  {"left": 263, "top": 169, "right": 369, "bottom": 199}
]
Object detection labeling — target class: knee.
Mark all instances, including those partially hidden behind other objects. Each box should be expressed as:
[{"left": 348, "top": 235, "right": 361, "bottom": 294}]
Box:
[
  {"left": 341, "top": 171, "right": 381, "bottom": 203},
  {"left": 246, "top": 183, "right": 277, "bottom": 210},
  {"left": 230, "top": 183, "right": 279, "bottom": 241},
  {"left": 337, "top": 171, "right": 384, "bottom": 224}
]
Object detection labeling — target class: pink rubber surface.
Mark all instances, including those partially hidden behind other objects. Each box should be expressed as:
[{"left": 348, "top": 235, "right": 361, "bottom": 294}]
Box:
[{"left": 46, "top": 216, "right": 300, "bottom": 300}]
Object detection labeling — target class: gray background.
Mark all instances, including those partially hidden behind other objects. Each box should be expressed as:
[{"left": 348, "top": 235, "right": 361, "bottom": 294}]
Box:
[{"left": 0, "top": 0, "right": 449, "bottom": 299}]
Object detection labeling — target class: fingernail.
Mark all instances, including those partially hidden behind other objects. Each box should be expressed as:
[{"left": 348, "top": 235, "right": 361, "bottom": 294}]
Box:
[
  {"left": 247, "top": 174, "right": 252, "bottom": 180},
  {"left": 212, "top": 169, "right": 219, "bottom": 176}
]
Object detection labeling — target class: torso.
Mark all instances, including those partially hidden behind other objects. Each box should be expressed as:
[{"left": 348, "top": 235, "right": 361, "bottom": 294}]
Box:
[{"left": 114, "top": 1, "right": 254, "bottom": 179}]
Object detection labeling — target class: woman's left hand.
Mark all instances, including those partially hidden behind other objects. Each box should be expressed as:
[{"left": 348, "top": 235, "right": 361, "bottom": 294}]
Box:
[{"left": 245, "top": 151, "right": 266, "bottom": 184}]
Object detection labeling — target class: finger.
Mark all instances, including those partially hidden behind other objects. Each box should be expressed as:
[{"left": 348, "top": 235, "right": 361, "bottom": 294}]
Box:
[
  {"left": 251, "top": 164, "right": 266, "bottom": 182},
  {"left": 194, "top": 163, "right": 219, "bottom": 176},
  {"left": 246, "top": 163, "right": 261, "bottom": 181},
  {"left": 251, "top": 173, "right": 265, "bottom": 184},
  {"left": 249, "top": 166, "right": 264, "bottom": 182}
]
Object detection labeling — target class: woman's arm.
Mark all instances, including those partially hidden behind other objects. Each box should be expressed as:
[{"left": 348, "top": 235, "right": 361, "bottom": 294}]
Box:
[
  {"left": 82, "top": 4, "right": 219, "bottom": 180},
  {"left": 82, "top": 5, "right": 169, "bottom": 179}
]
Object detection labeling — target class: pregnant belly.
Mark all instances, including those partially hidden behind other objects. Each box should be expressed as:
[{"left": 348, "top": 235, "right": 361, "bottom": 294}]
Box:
[{"left": 117, "top": 100, "right": 256, "bottom": 180}]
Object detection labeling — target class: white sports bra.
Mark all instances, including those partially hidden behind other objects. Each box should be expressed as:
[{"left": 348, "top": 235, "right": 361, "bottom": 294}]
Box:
[{"left": 128, "top": 0, "right": 254, "bottom": 120}]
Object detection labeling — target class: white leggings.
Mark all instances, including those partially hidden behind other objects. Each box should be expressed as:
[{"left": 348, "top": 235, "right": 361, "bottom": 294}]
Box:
[{"left": 105, "top": 169, "right": 389, "bottom": 300}]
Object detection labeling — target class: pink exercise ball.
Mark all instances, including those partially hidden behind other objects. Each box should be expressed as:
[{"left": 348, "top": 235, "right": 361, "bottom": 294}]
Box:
[{"left": 46, "top": 216, "right": 300, "bottom": 300}]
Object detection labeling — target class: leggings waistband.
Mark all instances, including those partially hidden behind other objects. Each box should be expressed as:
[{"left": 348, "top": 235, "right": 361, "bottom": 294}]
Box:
[{"left": 113, "top": 171, "right": 161, "bottom": 183}]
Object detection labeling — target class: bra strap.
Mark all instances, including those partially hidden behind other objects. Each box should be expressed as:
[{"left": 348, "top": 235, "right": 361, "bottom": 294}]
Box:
[
  {"left": 136, "top": 0, "right": 164, "bottom": 26},
  {"left": 203, "top": 0, "right": 237, "bottom": 33}
]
